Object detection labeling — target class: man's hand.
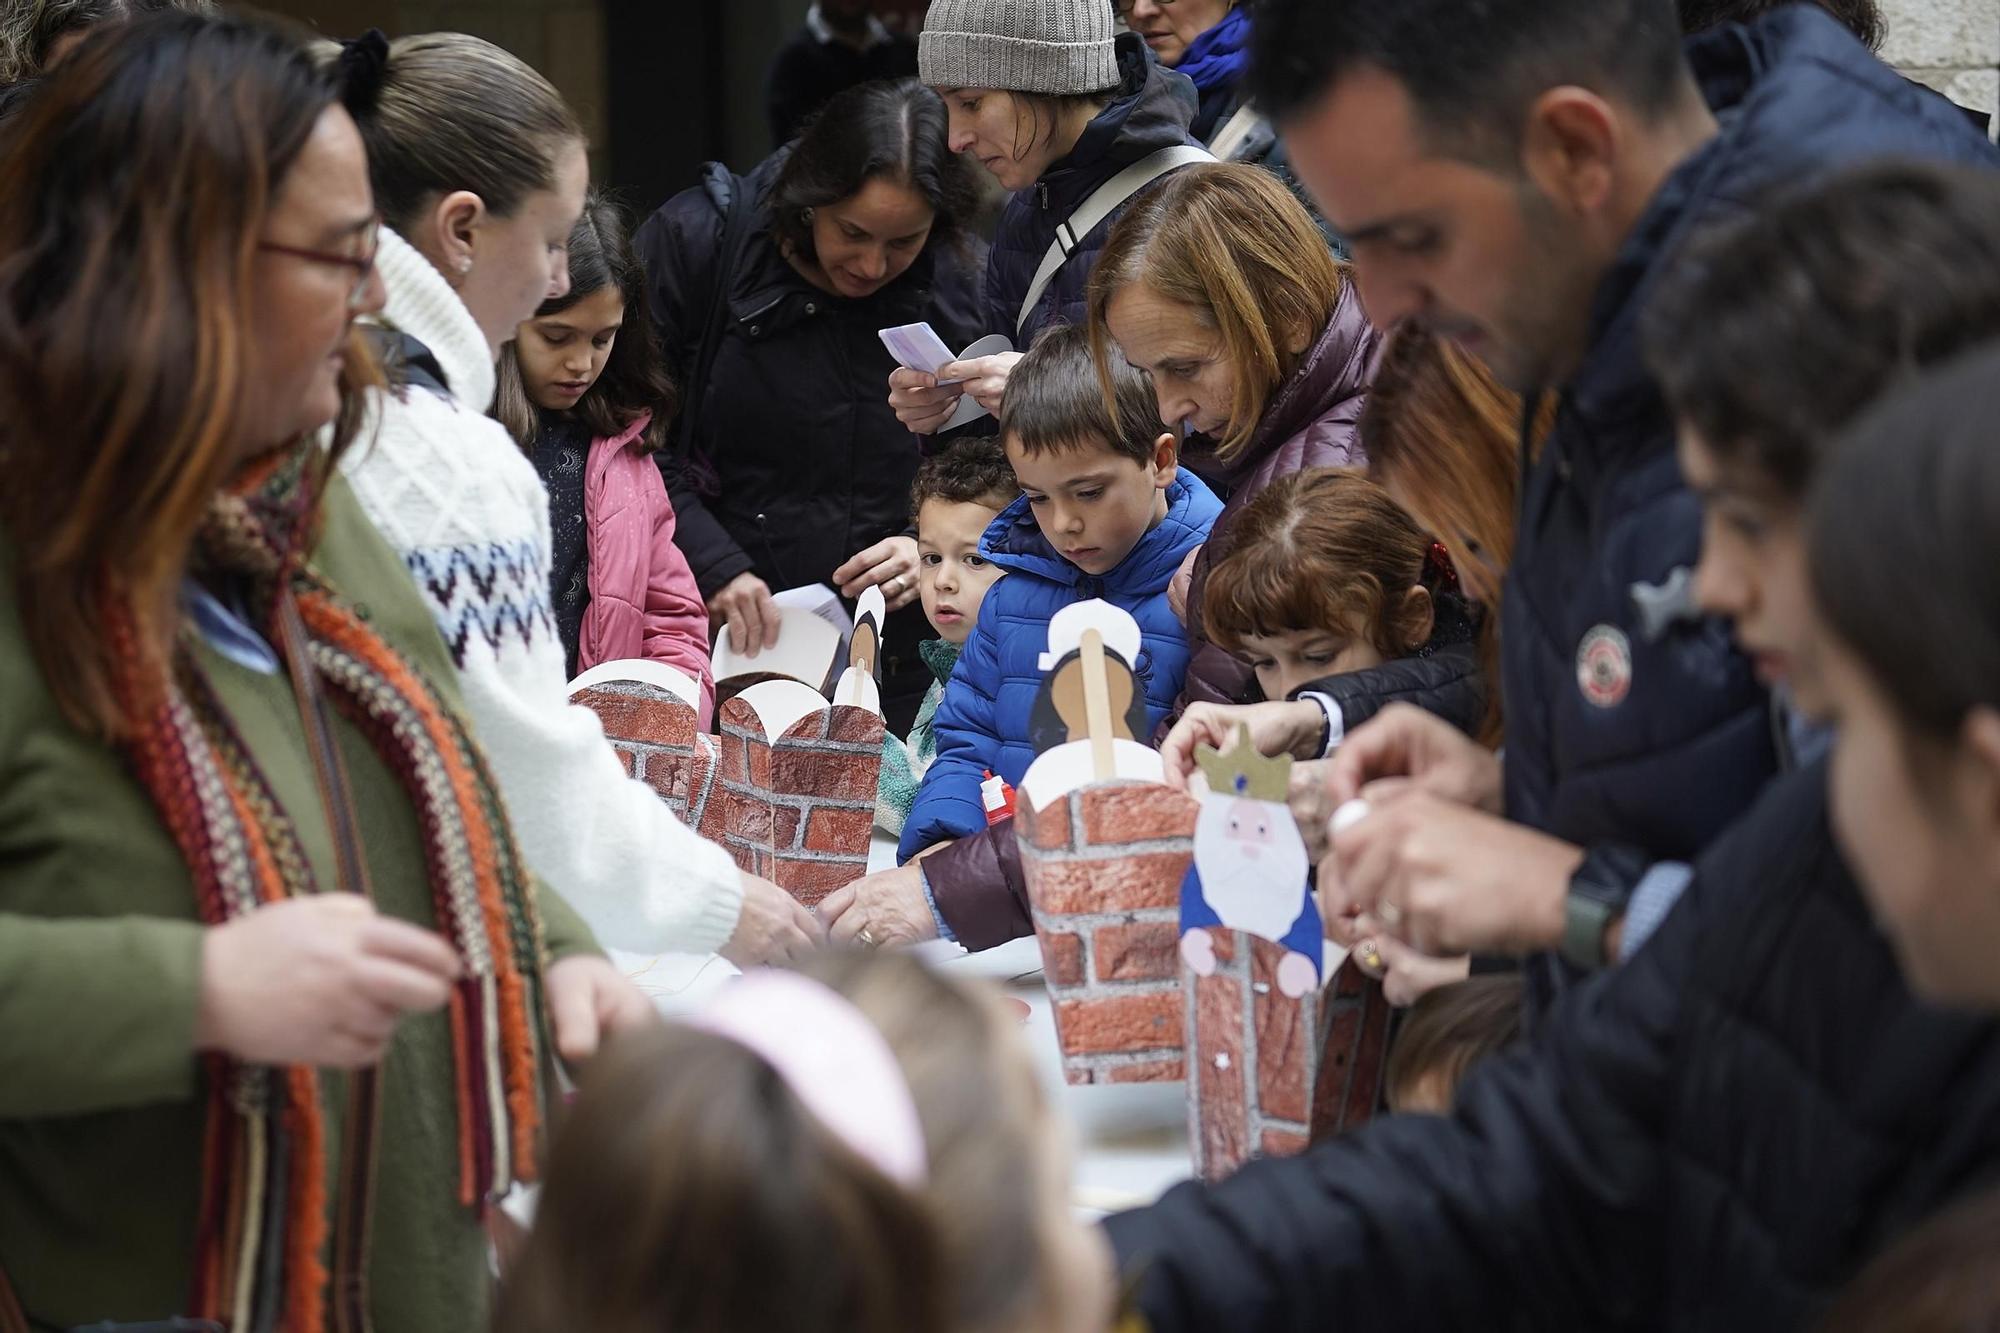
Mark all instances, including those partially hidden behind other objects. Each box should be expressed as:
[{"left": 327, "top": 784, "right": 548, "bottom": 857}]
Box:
[
  {"left": 1325, "top": 703, "right": 1503, "bottom": 813},
  {"left": 719, "top": 872, "right": 824, "bottom": 967},
  {"left": 195, "top": 895, "right": 461, "bottom": 1069},
  {"left": 546, "top": 954, "right": 657, "bottom": 1064},
  {"left": 819, "top": 862, "right": 942, "bottom": 948},
  {"left": 709, "top": 571, "right": 780, "bottom": 656},
  {"left": 1323, "top": 789, "right": 1584, "bottom": 957}
]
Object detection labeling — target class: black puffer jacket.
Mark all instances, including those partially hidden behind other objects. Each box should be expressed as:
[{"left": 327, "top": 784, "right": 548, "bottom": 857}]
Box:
[
  {"left": 983, "top": 33, "right": 1200, "bottom": 344},
  {"left": 1108, "top": 761, "right": 2000, "bottom": 1330},
  {"left": 635, "top": 152, "right": 985, "bottom": 599},
  {"left": 1502, "top": 9, "right": 2000, "bottom": 1013}
]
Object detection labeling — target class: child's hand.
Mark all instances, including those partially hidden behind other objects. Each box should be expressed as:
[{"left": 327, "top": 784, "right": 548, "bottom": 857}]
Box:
[
  {"left": 546, "top": 954, "right": 658, "bottom": 1064},
  {"left": 935, "top": 351, "right": 1022, "bottom": 415},
  {"left": 889, "top": 366, "right": 963, "bottom": 435},
  {"left": 819, "top": 863, "right": 941, "bottom": 948},
  {"left": 1160, "top": 700, "right": 1328, "bottom": 790}
]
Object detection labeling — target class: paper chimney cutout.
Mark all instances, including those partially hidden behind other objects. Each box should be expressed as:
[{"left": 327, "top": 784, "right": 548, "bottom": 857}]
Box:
[
  {"left": 831, "top": 585, "right": 885, "bottom": 714},
  {"left": 1180, "top": 726, "right": 1322, "bottom": 998},
  {"left": 1015, "top": 601, "right": 1186, "bottom": 1084},
  {"left": 569, "top": 650, "right": 884, "bottom": 912},
  {"left": 569, "top": 659, "right": 715, "bottom": 837}
]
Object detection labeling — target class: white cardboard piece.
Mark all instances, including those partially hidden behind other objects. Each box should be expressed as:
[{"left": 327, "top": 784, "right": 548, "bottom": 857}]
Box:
[
  {"left": 729, "top": 678, "right": 860, "bottom": 739},
  {"left": 1018, "top": 739, "right": 1165, "bottom": 810},
  {"left": 710, "top": 603, "right": 845, "bottom": 693},
  {"left": 566, "top": 657, "right": 703, "bottom": 706}
]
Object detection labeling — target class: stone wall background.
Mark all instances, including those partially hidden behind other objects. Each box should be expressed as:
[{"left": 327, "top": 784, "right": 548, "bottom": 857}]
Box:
[{"left": 1882, "top": 0, "right": 1999, "bottom": 135}]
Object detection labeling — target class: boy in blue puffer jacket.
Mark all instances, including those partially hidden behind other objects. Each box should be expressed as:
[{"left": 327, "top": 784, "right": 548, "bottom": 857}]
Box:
[{"left": 899, "top": 323, "right": 1221, "bottom": 865}]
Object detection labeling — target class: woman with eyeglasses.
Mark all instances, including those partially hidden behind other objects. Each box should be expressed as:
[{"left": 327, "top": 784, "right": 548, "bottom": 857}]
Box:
[
  {"left": 0, "top": 13, "right": 615, "bottom": 1329},
  {"left": 332, "top": 31, "right": 823, "bottom": 970}
]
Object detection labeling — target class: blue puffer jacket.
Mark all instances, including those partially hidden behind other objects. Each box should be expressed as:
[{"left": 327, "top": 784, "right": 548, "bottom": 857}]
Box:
[
  {"left": 986, "top": 33, "right": 1201, "bottom": 344},
  {"left": 899, "top": 472, "right": 1221, "bottom": 860},
  {"left": 1503, "top": 7, "right": 2000, "bottom": 1015}
]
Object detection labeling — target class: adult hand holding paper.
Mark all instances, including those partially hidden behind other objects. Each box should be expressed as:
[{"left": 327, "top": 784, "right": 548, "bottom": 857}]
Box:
[
  {"left": 937, "top": 350, "right": 1022, "bottom": 418},
  {"left": 881, "top": 321, "right": 1016, "bottom": 433}
]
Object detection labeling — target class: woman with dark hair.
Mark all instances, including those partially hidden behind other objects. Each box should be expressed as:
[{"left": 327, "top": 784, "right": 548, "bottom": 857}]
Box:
[
  {"left": 636, "top": 75, "right": 984, "bottom": 729},
  {"left": 494, "top": 189, "right": 713, "bottom": 716},
  {"left": 0, "top": 12, "right": 607, "bottom": 1327}
]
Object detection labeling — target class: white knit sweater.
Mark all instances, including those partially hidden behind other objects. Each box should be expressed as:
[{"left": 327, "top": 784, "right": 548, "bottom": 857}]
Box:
[{"left": 342, "top": 228, "right": 744, "bottom": 955}]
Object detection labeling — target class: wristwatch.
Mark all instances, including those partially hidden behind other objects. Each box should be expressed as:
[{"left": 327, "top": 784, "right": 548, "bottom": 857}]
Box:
[{"left": 1561, "top": 844, "right": 1652, "bottom": 970}]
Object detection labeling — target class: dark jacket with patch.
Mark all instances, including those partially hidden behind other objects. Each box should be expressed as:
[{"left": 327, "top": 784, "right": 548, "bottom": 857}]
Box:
[
  {"left": 1501, "top": 8, "right": 2000, "bottom": 1013},
  {"left": 1108, "top": 762, "right": 2000, "bottom": 1330}
]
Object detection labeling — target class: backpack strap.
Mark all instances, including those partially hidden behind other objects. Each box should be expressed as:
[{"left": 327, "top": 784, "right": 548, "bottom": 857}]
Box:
[
  {"left": 1208, "top": 103, "right": 1268, "bottom": 162},
  {"left": 1015, "top": 143, "right": 1215, "bottom": 340}
]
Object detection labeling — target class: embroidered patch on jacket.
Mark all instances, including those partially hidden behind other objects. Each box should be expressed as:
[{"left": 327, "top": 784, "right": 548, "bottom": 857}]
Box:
[{"left": 1576, "top": 624, "right": 1633, "bottom": 709}]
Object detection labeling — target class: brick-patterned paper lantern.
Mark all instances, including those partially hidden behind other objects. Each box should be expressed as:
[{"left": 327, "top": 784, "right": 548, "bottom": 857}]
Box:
[
  {"left": 572, "top": 676, "right": 718, "bottom": 831},
  {"left": 715, "top": 697, "right": 884, "bottom": 908},
  {"left": 1019, "top": 783, "right": 1198, "bottom": 1084}
]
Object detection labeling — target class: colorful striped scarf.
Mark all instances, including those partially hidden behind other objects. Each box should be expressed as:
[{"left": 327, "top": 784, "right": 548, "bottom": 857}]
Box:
[{"left": 105, "top": 446, "right": 549, "bottom": 1333}]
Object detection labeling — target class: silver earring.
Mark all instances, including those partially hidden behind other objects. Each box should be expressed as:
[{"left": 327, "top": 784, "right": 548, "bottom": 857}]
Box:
[{"left": 801, "top": 207, "right": 814, "bottom": 224}]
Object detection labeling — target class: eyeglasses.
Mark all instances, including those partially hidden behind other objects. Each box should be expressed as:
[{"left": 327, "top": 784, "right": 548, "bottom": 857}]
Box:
[{"left": 257, "top": 216, "right": 381, "bottom": 308}]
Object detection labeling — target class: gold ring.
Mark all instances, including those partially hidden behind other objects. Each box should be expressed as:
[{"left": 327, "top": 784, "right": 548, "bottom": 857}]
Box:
[{"left": 1357, "top": 940, "right": 1384, "bottom": 972}]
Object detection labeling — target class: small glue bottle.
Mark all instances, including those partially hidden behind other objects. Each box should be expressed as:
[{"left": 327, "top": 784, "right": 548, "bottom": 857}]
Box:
[{"left": 981, "top": 770, "right": 1016, "bottom": 826}]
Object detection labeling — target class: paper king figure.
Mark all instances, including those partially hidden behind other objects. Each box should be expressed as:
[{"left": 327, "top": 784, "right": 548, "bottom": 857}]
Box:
[{"left": 1180, "top": 725, "right": 1322, "bottom": 998}]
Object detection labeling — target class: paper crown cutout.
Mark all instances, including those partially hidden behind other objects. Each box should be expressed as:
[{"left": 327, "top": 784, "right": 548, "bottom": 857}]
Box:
[{"left": 1193, "top": 724, "right": 1290, "bottom": 804}]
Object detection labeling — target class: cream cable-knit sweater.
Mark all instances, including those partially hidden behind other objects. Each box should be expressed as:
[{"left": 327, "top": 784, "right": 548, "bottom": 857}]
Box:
[{"left": 342, "top": 228, "right": 745, "bottom": 955}]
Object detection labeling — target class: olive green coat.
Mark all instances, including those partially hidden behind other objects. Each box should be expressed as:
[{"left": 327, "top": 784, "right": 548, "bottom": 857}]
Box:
[{"left": 0, "top": 476, "right": 597, "bottom": 1330}]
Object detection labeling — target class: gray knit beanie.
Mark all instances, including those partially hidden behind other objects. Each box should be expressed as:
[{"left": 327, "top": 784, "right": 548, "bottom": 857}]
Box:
[{"left": 919, "top": 0, "right": 1120, "bottom": 97}]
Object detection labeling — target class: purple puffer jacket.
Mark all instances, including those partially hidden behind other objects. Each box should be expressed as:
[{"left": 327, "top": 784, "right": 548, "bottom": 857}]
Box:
[
  {"left": 1171, "top": 278, "right": 1380, "bottom": 723},
  {"left": 918, "top": 284, "right": 1378, "bottom": 951}
]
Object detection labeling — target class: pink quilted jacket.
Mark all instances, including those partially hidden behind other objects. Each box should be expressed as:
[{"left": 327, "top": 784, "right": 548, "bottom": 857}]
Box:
[{"left": 580, "top": 412, "right": 716, "bottom": 726}]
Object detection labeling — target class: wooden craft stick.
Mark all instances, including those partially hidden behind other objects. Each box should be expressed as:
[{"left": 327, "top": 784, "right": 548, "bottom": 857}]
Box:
[{"left": 1081, "top": 629, "right": 1114, "bottom": 781}]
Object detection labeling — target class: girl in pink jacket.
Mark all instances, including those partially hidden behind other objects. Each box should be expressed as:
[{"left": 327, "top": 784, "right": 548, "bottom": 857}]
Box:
[{"left": 495, "top": 192, "right": 717, "bottom": 724}]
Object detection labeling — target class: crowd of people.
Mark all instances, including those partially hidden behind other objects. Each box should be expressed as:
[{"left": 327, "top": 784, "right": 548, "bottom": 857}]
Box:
[{"left": 3, "top": 0, "right": 2000, "bottom": 1329}]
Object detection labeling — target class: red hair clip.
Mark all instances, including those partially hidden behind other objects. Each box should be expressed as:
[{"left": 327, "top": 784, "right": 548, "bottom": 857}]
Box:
[{"left": 1426, "top": 540, "right": 1462, "bottom": 591}]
